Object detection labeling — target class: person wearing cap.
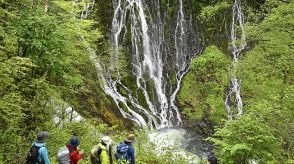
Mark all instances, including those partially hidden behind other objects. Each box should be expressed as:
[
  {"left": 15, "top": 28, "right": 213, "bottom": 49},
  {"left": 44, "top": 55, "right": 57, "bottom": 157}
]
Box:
[
  {"left": 31, "top": 131, "right": 50, "bottom": 164},
  {"left": 66, "top": 135, "right": 84, "bottom": 164},
  {"left": 124, "top": 134, "right": 135, "bottom": 164},
  {"left": 90, "top": 136, "right": 113, "bottom": 164},
  {"left": 115, "top": 134, "right": 135, "bottom": 164}
]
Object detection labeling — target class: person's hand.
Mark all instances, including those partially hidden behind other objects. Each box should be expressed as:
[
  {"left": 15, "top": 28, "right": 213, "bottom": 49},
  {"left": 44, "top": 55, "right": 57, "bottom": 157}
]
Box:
[{"left": 79, "top": 150, "right": 85, "bottom": 157}]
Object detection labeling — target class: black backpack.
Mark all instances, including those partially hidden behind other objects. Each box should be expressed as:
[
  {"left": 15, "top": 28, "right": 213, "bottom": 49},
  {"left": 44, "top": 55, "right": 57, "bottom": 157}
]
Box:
[
  {"left": 90, "top": 154, "right": 101, "bottom": 164},
  {"left": 26, "top": 144, "right": 43, "bottom": 164},
  {"left": 90, "top": 146, "right": 102, "bottom": 164}
]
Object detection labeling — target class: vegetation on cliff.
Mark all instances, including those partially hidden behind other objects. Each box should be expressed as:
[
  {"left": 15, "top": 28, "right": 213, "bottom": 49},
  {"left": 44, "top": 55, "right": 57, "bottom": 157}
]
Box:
[
  {"left": 177, "top": 45, "right": 229, "bottom": 123},
  {"left": 178, "top": 0, "right": 294, "bottom": 163}
]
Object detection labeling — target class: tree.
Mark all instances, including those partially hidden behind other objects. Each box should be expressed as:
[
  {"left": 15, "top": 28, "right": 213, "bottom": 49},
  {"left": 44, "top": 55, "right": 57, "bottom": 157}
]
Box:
[
  {"left": 210, "top": 113, "right": 281, "bottom": 163},
  {"left": 0, "top": 0, "right": 101, "bottom": 162},
  {"left": 238, "top": 0, "right": 294, "bottom": 160}
]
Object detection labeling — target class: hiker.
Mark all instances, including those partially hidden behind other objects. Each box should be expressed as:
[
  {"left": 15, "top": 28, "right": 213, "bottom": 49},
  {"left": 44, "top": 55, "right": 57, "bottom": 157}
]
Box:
[
  {"left": 207, "top": 156, "right": 218, "bottom": 164},
  {"left": 90, "top": 136, "right": 113, "bottom": 164},
  {"left": 115, "top": 134, "right": 135, "bottom": 164},
  {"left": 66, "top": 135, "right": 84, "bottom": 164},
  {"left": 26, "top": 131, "right": 50, "bottom": 164}
]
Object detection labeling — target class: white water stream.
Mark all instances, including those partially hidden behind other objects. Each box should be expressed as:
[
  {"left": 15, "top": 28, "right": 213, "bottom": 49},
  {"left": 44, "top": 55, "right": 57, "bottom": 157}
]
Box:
[
  {"left": 225, "top": 0, "right": 246, "bottom": 120},
  {"left": 109, "top": 0, "right": 197, "bottom": 128}
]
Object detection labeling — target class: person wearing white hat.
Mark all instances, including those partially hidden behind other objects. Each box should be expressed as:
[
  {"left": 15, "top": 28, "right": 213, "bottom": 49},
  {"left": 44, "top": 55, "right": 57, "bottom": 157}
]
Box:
[{"left": 90, "top": 136, "right": 113, "bottom": 164}]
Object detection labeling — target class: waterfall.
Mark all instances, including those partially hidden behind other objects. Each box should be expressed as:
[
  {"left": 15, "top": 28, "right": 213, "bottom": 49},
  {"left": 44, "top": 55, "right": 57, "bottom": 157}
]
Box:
[
  {"left": 107, "top": 0, "right": 198, "bottom": 128},
  {"left": 170, "top": 0, "right": 195, "bottom": 126},
  {"left": 80, "top": 0, "right": 95, "bottom": 19},
  {"left": 77, "top": 0, "right": 150, "bottom": 127},
  {"left": 225, "top": 0, "right": 246, "bottom": 120},
  {"left": 77, "top": 0, "right": 198, "bottom": 128}
]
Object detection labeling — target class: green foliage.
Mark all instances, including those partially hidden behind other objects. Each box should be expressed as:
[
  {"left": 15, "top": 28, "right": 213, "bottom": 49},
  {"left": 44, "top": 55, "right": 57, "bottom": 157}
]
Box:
[
  {"left": 178, "top": 45, "right": 229, "bottom": 123},
  {"left": 209, "top": 0, "right": 294, "bottom": 162},
  {"left": 45, "top": 120, "right": 113, "bottom": 164},
  {"left": 199, "top": 1, "right": 231, "bottom": 20},
  {"left": 210, "top": 113, "right": 281, "bottom": 163},
  {"left": 237, "top": 0, "right": 294, "bottom": 160},
  {"left": 0, "top": 0, "right": 103, "bottom": 162}
]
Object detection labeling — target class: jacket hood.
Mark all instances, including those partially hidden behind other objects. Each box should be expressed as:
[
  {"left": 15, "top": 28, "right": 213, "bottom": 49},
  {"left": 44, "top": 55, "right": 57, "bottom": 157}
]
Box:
[
  {"left": 66, "top": 144, "right": 78, "bottom": 151},
  {"left": 33, "top": 142, "right": 46, "bottom": 147}
]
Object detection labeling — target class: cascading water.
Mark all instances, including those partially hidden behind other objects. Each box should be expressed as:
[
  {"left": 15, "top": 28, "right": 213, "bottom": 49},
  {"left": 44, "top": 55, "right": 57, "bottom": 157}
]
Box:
[
  {"left": 78, "top": 0, "right": 210, "bottom": 157},
  {"left": 170, "top": 1, "right": 198, "bottom": 126},
  {"left": 77, "top": 0, "right": 150, "bottom": 127},
  {"left": 225, "top": 0, "right": 246, "bottom": 120},
  {"left": 108, "top": 0, "right": 198, "bottom": 128},
  {"left": 80, "top": 0, "right": 95, "bottom": 19}
]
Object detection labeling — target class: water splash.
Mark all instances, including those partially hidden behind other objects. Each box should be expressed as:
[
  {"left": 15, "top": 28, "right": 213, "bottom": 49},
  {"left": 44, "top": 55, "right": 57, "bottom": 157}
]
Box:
[
  {"left": 148, "top": 128, "right": 199, "bottom": 163},
  {"left": 225, "top": 0, "right": 246, "bottom": 120}
]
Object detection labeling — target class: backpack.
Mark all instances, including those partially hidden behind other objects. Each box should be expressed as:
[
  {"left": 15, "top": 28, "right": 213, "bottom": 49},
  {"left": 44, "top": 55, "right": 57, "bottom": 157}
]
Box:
[
  {"left": 90, "top": 144, "right": 104, "bottom": 164},
  {"left": 114, "top": 142, "right": 129, "bottom": 160},
  {"left": 90, "top": 153, "right": 101, "bottom": 164},
  {"left": 57, "top": 146, "right": 71, "bottom": 164},
  {"left": 26, "top": 144, "right": 43, "bottom": 164}
]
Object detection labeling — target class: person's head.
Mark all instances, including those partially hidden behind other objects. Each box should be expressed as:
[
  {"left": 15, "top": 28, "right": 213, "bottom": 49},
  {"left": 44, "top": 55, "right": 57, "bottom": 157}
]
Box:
[
  {"left": 125, "top": 134, "right": 135, "bottom": 143},
  {"left": 101, "top": 136, "right": 112, "bottom": 146},
  {"left": 207, "top": 156, "right": 218, "bottom": 164},
  {"left": 67, "top": 135, "right": 80, "bottom": 148},
  {"left": 36, "top": 131, "right": 49, "bottom": 143}
]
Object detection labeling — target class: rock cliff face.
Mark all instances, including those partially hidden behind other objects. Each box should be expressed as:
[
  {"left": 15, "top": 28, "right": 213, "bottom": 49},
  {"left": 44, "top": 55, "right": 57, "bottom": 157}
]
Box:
[{"left": 90, "top": 0, "right": 263, "bottom": 129}]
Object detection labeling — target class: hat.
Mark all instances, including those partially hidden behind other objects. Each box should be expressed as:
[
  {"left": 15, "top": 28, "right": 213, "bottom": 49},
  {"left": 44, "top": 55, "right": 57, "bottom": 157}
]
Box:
[
  {"left": 125, "top": 134, "right": 135, "bottom": 143},
  {"left": 101, "top": 136, "right": 112, "bottom": 145},
  {"left": 67, "top": 135, "right": 80, "bottom": 147},
  {"left": 36, "top": 131, "right": 49, "bottom": 143},
  {"left": 208, "top": 156, "right": 218, "bottom": 164}
]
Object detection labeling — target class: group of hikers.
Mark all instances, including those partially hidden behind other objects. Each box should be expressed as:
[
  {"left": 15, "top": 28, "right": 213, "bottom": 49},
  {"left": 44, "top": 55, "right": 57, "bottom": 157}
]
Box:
[
  {"left": 26, "top": 131, "right": 135, "bottom": 164},
  {"left": 26, "top": 131, "right": 218, "bottom": 164}
]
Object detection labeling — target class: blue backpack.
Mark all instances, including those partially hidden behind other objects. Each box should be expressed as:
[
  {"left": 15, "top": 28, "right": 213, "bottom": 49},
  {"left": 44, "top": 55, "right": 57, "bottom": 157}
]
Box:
[{"left": 115, "top": 142, "right": 129, "bottom": 160}]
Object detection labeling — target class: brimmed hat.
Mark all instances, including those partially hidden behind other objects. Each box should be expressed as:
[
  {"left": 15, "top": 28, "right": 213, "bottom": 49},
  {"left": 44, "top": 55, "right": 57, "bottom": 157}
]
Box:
[
  {"left": 67, "top": 135, "right": 80, "bottom": 147},
  {"left": 125, "top": 134, "right": 135, "bottom": 143},
  {"left": 36, "top": 131, "right": 49, "bottom": 143},
  {"left": 101, "top": 136, "right": 112, "bottom": 145}
]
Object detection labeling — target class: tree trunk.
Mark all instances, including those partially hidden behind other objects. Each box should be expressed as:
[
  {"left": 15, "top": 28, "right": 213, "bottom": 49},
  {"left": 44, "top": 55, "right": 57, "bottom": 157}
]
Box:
[{"left": 70, "top": 107, "right": 74, "bottom": 123}]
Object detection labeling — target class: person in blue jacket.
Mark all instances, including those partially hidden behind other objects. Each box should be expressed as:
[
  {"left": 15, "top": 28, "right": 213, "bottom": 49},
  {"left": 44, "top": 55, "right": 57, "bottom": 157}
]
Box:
[
  {"left": 124, "top": 134, "right": 135, "bottom": 164},
  {"left": 31, "top": 131, "right": 50, "bottom": 164},
  {"left": 115, "top": 133, "right": 135, "bottom": 164}
]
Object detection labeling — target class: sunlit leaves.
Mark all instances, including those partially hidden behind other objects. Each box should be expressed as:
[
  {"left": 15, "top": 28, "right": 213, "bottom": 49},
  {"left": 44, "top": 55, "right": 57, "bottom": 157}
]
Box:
[
  {"left": 210, "top": 114, "right": 281, "bottom": 163},
  {"left": 178, "top": 45, "right": 229, "bottom": 122}
]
